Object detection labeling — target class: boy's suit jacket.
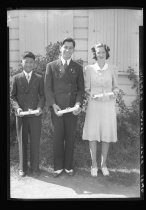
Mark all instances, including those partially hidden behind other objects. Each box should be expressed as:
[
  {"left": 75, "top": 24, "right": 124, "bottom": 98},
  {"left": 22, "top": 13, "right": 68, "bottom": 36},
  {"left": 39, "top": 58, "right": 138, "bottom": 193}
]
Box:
[
  {"left": 11, "top": 71, "right": 45, "bottom": 112},
  {"left": 44, "top": 59, "right": 84, "bottom": 109}
]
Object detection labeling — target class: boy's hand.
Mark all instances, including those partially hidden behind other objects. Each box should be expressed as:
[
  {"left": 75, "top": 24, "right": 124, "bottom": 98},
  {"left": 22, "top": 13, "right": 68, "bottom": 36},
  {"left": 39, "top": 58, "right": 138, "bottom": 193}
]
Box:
[{"left": 16, "top": 108, "right": 23, "bottom": 117}]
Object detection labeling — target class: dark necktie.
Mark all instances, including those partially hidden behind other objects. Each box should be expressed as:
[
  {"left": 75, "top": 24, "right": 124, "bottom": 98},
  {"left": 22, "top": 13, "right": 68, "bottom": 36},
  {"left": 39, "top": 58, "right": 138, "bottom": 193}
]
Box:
[{"left": 63, "top": 61, "right": 68, "bottom": 70}]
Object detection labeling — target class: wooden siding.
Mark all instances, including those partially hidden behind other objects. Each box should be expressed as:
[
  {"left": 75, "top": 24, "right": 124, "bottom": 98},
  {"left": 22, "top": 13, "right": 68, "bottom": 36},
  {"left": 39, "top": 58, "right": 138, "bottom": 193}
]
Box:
[
  {"left": 47, "top": 10, "right": 73, "bottom": 43},
  {"left": 19, "top": 10, "right": 47, "bottom": 56},
  {"left": 7, "top": 10, "right": 20, "bottom": 69},
  {"left": 88, "top": 9, "right": 140, "bottom": 74}
]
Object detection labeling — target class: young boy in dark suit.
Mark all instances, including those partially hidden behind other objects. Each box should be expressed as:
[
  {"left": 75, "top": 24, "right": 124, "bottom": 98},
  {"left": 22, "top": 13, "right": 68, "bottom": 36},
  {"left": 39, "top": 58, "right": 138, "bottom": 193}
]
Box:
[{"left": 10, "top": 51, "right": 45, "bottom": 177}]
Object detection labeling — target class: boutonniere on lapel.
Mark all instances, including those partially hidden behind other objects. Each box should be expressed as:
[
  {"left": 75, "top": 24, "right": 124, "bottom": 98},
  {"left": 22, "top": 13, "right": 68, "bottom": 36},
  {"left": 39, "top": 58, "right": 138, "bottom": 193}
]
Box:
[{"left": 70, "top": 68, "right": 76, "bottom": 74}]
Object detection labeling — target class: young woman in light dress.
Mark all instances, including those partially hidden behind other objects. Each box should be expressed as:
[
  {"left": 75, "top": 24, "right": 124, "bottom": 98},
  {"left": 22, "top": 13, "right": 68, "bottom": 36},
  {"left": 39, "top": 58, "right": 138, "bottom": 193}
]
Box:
[{"left": 82, "top": 43, "right": 119, "bottom": 177}]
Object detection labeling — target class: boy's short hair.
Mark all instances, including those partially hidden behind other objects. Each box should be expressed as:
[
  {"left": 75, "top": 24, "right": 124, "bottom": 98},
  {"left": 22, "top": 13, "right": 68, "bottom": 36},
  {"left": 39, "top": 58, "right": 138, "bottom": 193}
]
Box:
[{"left": 22, "top": 51, "right": 35, "bottom": 60}]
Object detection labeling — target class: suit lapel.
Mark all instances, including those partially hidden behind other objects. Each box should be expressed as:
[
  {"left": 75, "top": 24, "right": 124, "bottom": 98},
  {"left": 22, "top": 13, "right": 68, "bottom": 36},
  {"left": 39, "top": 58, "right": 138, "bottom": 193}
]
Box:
[
  {"left": 20, "top": 71, "right": 35, "bottom": 92},
  {"left": 54, "top": 59, "right": 77, "bottom": 81},
  {"left": 55, "top": 59, "right": 66, "bottom": 77},
  {"left": 57, "top": 59, "right": 62, "bottom": 67},
  {"left": 66, "top": 60, "right": 77, "bottom": 80},
  {"left": 68, "top": 59, "right": 75, "bottom": 73},
  {"left": 21, "top": 72, "right": 29, "bottom": 86}
]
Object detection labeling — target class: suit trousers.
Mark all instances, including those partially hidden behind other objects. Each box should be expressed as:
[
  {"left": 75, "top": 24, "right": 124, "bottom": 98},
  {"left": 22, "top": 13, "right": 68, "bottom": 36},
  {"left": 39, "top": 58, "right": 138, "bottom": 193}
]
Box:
[
  {"left": 51, "top": 111, "right": 77, "bottom": 171},
  {"left": 16, "top": 115, "right": 42, "bottom": 172}
]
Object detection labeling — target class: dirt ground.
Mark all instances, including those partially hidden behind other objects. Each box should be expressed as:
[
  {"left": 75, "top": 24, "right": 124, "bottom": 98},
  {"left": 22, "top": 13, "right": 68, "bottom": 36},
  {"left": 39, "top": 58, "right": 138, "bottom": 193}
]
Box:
[{"left": 10, "top": 167, "right": 140, "bottom": 199}]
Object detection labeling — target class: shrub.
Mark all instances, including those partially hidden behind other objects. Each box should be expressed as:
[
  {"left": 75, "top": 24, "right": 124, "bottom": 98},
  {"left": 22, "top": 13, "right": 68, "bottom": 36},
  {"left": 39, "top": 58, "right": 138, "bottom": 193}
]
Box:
[
  {"left": 115, "top": 67, "right": 140, "bottom": 161},
  {"left": 127, "top": 67, "right": 140, "bottom": 124},
  {"left": 46, "top": 41, "right": 62, "bottom": 62},
  {"left": 34, "top": 41, "right": 61, "bottom": 75}
]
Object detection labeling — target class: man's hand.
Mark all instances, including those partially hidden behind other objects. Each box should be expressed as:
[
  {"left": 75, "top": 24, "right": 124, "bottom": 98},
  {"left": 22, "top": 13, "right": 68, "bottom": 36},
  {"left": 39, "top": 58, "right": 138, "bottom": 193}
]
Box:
[
  {"left": 53, "top": 104, "right": 63, "bottom": 116},
  {"left": 35, "top": 107, "right": 43, "bottom": 116},
  {"left": 16, "top": 108, "right": 23, "bottom": 117},
  {"left": 72, "top": 103, "right": 81, "bottom": 115}
]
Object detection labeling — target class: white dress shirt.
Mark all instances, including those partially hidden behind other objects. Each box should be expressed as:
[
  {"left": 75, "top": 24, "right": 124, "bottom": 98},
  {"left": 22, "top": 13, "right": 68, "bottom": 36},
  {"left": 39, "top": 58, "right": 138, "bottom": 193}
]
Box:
[
  {"left": 23, "top": 70, "right": 32, "bottom": 83},
  {"left": 60, "top": 57, "right": 71, "bottom": 66}
]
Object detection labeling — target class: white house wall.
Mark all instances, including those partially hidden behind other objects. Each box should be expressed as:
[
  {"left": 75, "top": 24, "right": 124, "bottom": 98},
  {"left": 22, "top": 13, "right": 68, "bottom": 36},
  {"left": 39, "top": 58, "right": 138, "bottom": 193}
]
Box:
[
  {"left": 19, "top": 10, "right": 48, "bottom": 56},
  {"left": 8, "top": 10, "right": 19, "bottom": 70},
  {"left": 47, "top": 10, "right": 73, "bottom": 44},
  {"left": 88, "top": 9, "right": 140, "bottom": 73}
]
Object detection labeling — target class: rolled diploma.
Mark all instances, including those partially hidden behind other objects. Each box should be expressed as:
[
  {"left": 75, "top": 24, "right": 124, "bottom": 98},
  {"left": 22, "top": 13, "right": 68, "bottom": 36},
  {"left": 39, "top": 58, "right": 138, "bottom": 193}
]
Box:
[
  {"left": 19, "top": 109, "right": 39, "bottom": 116},
  {"left": 92, "top": 92, "right": 114, "bottom": 98},
  {"left": 57, "top": 106, "right": 78, "bottom": 115}
]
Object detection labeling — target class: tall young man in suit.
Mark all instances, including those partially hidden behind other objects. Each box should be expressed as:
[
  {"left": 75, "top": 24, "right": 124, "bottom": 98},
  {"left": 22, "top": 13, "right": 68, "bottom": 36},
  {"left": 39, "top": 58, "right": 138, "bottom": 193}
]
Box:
[
  {"left": 44, "top": 37, "right": 84, "bottom": 177},
  {"left": 10, "top": 51, "right": 45, "bottom": 177}
]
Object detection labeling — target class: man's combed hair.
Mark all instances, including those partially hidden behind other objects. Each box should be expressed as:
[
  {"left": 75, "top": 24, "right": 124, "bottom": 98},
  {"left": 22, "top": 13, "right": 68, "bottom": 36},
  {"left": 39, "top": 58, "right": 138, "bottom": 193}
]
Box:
[
  {"left": 62, "top": 37, "right": 76, "bottom": 47},
  {"left": 91, "top": 43, "right": 110, "bottom": 60}
]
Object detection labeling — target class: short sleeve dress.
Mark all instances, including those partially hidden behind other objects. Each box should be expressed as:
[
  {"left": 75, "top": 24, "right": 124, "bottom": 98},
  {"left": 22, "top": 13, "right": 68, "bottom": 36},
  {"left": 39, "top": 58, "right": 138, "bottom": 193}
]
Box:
[{"left": 82, "top": 62, "right": 118, "bottom": 142}]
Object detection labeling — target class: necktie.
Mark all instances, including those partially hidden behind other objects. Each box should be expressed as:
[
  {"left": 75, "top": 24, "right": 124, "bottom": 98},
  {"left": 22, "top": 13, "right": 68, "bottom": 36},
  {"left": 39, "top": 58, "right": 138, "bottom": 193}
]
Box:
[
  {"left": 63, "top": 61, "right": 68, "bottom": 70},
  {"left": 26, "top": 74, "right": 30, "bottom": 83}
]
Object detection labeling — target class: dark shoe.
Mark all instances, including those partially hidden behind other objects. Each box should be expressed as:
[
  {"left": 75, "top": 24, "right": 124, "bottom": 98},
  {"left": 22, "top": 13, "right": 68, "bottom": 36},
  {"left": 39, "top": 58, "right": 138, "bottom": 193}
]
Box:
[
  {"left": 53, "top": 169, "right": 63, "bottom": 178},
  {"left": 31, "top": 170, "right": 41, "bottom": 177},
  {"left": 65, "top": 169, "right": 74, "bottom": 176},
  {"left": 19, "top": 170, "right": 26, "bottom": 177}
]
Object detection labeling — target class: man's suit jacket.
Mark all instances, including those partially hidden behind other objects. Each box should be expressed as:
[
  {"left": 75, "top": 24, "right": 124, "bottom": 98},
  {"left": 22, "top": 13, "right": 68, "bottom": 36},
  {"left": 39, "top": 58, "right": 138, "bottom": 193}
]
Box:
[
  {"left": 44, "top": 59, "right": 84, "bottom": 109},
  {"left": 11, "top": 71, "right": 45, "bottom": 113}
]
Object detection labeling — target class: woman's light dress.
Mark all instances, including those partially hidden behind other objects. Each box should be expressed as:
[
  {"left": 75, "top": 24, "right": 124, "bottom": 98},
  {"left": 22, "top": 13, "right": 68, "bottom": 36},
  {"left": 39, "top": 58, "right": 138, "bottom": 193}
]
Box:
[{"left": 82, "top": 62, "right": 118, "bottom": 142}]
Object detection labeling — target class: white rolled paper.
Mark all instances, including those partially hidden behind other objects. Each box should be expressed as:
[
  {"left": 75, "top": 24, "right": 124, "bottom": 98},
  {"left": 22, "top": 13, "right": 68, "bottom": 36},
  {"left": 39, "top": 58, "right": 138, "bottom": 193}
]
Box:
[
  {"left": 57, "top": 106, "right": 78, "bottom": 115},
  {"left": 19, "top": 109, "right": 39, "bottom": 116},
  {"left": 92, "top": 92, "right": 114, "bottom": 98}
]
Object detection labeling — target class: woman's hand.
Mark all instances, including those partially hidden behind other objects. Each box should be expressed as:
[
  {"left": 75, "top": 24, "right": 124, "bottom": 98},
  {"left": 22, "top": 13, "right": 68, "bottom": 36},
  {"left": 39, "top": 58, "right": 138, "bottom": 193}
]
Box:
[
  {"left": 16, "top": 108, "right": 23, "bottom": 117},
  {"left": 113, "top": 88, "right": 119, "bottom": 97}
]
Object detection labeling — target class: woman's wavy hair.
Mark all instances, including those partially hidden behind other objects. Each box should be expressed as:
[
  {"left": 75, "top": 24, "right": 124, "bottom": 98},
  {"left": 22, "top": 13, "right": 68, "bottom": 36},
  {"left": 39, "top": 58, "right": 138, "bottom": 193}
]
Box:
[{"left": 91, "top": 43, "right": 110, "bottom": 60}]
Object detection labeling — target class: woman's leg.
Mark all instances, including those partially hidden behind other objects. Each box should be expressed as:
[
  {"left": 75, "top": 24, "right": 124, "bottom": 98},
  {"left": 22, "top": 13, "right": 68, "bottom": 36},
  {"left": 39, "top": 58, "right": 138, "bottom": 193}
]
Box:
[
  {"left": 89, "top": 141, "right": 97, "bottom": 168},
  {"left": 101, "top": 141, "right": 109, "bottom": 168},
  {"left": 101, "top": 141, "right": 110, "bottom": 176}
]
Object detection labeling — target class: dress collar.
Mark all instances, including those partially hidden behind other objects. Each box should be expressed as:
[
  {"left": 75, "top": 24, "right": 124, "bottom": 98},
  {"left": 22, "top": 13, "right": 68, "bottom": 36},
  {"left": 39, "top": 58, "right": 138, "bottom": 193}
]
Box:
[
  {"left": 94, "top": 62, "right": 108, "bottom": 71},
  {"left": 60, "top": 57, "right": 71, "bottom": 65}
]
